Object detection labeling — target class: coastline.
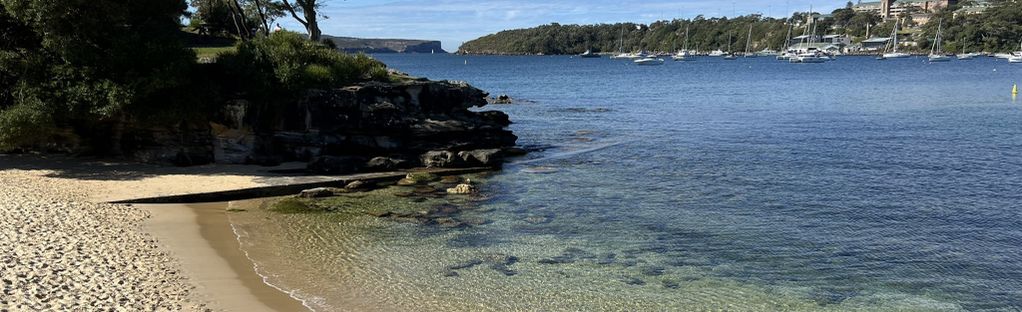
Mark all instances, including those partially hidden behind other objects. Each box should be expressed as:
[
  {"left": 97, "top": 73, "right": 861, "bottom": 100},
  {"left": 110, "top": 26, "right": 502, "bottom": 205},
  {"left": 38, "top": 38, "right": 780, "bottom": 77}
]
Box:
[{"left": 143, "top": 201, "right": 310, "bottom": 311}]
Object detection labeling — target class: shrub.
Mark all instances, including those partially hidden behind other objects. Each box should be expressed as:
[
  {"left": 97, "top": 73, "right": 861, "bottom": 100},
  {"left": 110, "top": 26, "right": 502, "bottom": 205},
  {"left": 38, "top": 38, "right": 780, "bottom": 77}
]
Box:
[
  {"left": 0, "top": 97, "right": 54, "bottom": 151},
  {"left": 219, "top": 31, "right": 390, "bottom": 97}
]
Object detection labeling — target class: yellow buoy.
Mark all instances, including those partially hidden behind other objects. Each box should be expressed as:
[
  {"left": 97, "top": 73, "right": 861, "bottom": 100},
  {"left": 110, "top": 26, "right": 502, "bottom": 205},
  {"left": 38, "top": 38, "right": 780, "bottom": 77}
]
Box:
[{"left": 1014, "top": 84, "right": 1019, "bottom": 95}]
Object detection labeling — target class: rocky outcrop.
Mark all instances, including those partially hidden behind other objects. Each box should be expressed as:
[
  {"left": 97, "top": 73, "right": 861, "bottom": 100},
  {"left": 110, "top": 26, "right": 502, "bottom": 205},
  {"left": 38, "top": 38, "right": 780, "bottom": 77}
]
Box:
[{"left": 208, "top": 79, "right": 518, "bottom": 174}]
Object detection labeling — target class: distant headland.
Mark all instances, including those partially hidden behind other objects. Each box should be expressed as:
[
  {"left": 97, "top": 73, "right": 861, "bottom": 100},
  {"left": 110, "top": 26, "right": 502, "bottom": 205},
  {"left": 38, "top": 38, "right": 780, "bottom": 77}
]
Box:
[{"left": 322, "top": 35, "right": 447, "bottom": 54}]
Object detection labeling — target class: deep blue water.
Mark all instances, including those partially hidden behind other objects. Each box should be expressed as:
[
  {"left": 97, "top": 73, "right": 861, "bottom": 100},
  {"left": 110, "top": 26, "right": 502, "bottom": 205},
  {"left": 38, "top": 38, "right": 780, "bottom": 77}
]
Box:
[{"left": 360, "top": 55, "right": 1022, "bottom": 310}]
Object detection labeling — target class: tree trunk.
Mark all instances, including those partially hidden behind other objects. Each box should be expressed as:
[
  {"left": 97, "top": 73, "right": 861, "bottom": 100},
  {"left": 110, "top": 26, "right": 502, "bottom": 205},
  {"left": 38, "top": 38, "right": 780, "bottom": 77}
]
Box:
[
  {"left": 253, "top": 0, "right": 271, "bottom": 36},
  {"left": 227, "top": 0, "right": 250, "bottom": 40},
  {"left": 109, "top": 113, "right": 126, "bottom": 157},
  {"left": 305, "top": 9, "right": 321, "bottom": 41}
]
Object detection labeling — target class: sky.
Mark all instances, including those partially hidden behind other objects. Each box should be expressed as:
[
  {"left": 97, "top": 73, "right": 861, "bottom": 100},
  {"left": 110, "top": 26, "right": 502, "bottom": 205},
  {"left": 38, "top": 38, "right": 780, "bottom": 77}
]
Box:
[{"left": 276, "top": 0, "right": 849, "bottom": 51}]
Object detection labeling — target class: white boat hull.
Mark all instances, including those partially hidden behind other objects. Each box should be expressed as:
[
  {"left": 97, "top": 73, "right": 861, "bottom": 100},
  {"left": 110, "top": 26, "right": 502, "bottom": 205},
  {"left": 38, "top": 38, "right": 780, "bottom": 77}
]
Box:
[
  {"left": 928, "top": 55, "right": 951, "bottom": 62},
  {"left": 634, "top": 58, "right": 665, "bottom": 66},
  {"left": 883, "top": 53, "right": 912, "bottom": 59}
]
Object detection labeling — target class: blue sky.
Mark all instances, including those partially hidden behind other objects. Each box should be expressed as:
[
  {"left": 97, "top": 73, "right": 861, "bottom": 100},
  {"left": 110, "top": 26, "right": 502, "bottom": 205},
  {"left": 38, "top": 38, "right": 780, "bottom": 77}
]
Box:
[{"left": 276, "top": 0, "right": 848, "bottom": 50}]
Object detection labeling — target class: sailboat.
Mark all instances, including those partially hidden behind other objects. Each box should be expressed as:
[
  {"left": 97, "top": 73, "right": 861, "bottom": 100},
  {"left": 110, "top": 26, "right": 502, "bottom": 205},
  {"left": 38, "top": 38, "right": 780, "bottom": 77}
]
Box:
[
  {"left": 790, "top": 9, "right": 826, "bottom": 64},
  {"left": 958, "top": 42, "right": 978, "bottom": 60},
  {"left": 744, "top": 24, "right": 757, "bottom": 58},
  {"left": 673, "top": 25, "right": 694, "bottom": 61},
  {"left": 722, "top": 32, "right": 738, "bottom": 60},
  {"left": 610, "top": 27, "right": 631, "bottom": 59},
  {"left": 928, "top": 19, "right": 951, "bottom": 62},
  {"left": 880, "top": 19, "right": 911, "bottom": 59},
  {"left": 777, "top": 21, "right": 795, "bottom": 60}
]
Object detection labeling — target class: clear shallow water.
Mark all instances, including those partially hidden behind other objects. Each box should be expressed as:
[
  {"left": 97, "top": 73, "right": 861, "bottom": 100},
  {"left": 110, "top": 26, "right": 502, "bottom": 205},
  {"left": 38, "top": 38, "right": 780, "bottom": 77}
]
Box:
[{"left": 232, "top": 55, "right": 1022, "bottom": 311}]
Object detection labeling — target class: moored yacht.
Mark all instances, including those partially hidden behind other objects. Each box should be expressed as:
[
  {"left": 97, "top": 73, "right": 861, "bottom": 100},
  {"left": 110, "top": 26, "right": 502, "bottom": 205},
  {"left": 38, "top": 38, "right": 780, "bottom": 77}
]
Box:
[
  {"left": 790, "top": 51, "right": 826, "bottom": 63},
  {"left": 673, "top": 25, "right": 695, "bottom": 61},
  {"left": 880, "top": 19, "right": 911, "bottom": 59},
  {"left": 928, "top": 19, "right": 951, "bottom": 62}
]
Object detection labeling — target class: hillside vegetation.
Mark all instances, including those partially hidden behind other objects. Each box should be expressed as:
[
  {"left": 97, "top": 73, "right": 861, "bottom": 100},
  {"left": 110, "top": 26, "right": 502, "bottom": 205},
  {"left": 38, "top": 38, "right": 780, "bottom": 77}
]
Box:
[{"left": 460, "top": 1, "right": 1022, "bottom": 55}]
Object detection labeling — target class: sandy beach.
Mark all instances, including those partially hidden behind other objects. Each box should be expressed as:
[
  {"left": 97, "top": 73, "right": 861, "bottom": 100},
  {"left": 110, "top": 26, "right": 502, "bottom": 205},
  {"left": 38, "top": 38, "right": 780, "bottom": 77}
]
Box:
[{"left": 0, "top": 154, "right": 326, "bottom": 311}]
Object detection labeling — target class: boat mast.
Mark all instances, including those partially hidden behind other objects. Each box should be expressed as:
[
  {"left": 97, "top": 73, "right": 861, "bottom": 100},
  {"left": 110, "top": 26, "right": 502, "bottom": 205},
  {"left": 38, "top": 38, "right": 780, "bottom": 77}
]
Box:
[
  {"left": 618, "top": 26, "right": 625, "bottom": 53},
  {"left": 784, "top": 20, "right": 793, "bottom": 51},
  {"left": 727, "top": 32, "right": 732, "bottom": 53},
  {"left": 684, "top": 25, "right": 690, "bottom": 52},
  {"left": 892, "top": 19, "right": 899, "bottom": 53},
  {"left": 746, "top": 24, "right": 753, "bottom": 55},
  {"left": 931, "top": 19, "right": 942, "bottom": 55}
]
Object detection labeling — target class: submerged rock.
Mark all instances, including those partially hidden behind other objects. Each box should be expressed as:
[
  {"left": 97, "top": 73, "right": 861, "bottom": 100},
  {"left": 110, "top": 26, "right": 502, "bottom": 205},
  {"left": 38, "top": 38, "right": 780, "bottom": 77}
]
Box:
[
  {"left": 640, "top": 266, "right": 666, "bottom": 276},
  {"left": 446, "top": 259, "right": 484, "bottom": 271},
  {"left": 621, "top": 276, "right": 646, "bottom": 286},
  {"left": 662, "top": 280, "right": 680, "bottom": 289}
]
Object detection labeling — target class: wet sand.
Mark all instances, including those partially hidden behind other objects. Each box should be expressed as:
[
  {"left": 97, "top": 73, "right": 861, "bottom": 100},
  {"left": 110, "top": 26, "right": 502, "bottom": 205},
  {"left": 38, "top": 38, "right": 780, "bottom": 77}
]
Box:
[{"left": 144, "top": 201, "right": 310, "bottom": 312}]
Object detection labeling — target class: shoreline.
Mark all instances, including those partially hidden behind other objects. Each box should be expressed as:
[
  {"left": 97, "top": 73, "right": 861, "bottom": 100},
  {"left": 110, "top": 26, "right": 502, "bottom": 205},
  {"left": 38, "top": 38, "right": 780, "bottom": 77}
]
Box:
[{"left": 142, "top": 201, "right": 310, "bottom": 311}]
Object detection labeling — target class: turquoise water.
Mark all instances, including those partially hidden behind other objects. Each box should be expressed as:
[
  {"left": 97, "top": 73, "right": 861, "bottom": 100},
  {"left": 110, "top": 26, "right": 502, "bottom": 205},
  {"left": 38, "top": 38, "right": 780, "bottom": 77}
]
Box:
[{"left": 233, "top": 55, "right": 1022, "bottom": 311}]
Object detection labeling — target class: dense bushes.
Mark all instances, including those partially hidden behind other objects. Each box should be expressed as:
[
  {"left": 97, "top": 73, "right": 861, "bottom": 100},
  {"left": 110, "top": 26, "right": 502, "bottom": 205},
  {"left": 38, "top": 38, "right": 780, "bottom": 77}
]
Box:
[
  {"left": 218, "top": 31, "right": 389, "bottom": 96},
  {"left": 0, "top": 0, "right": 199, "bottom": 153},
  {"left": 0, "top": 2, "right": 391, "bottom": 155}
]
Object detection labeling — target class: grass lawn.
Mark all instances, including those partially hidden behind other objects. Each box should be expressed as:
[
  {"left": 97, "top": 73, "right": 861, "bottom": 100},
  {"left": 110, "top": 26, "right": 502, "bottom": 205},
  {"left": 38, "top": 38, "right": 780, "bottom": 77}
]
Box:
[{"left": 192, "top": 46, "right": 236, "bottom": 59}]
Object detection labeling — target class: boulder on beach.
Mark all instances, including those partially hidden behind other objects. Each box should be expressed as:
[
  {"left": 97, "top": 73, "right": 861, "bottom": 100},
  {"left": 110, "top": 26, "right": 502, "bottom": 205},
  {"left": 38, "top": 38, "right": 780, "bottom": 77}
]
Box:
[{"left": 446, "top": 184, "right": 477, "bottom": 195}]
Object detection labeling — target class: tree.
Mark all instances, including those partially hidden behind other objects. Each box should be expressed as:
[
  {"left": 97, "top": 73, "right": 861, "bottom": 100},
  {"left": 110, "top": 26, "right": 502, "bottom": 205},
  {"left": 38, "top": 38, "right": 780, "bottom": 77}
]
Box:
[
  {"left": 189, "top": 0, "right": 285, "bottom": 38},
  {"left": 280, "top": 0, "right": 330, "bottom": 41},
  {"left": 0, "top": 0, "right": 198, "bottom": 153}
]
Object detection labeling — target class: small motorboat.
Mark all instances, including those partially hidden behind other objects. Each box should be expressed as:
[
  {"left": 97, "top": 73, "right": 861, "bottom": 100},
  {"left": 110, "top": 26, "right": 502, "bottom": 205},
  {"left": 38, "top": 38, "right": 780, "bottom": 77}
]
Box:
[{"left": 634, "top": 57, "right": 665, "bottom": 65}]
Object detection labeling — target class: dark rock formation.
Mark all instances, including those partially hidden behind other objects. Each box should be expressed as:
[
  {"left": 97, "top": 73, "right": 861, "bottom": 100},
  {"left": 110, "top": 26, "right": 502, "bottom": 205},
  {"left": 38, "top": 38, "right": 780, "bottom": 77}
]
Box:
[
  {"left": 127, "top": 79, "right": 517, "bottom": 170},
  {"left": 206, "top": 79, "right": 518, "bottom": 173}
]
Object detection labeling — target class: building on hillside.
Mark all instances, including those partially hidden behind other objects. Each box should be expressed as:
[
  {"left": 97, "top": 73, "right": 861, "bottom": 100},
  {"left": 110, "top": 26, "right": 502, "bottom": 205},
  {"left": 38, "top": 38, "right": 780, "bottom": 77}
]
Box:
[
  {"left": 954, "top": 0, "right": 993, "bottom": 17},
  {"left": 851, "top": 0, "right": 958, "bottom": 20},
  {"left": 856, "top": 37, "right": 894, "bottom": 52},
  {"left": 822, "top": 35, "right": 852, "bottom": 46}
]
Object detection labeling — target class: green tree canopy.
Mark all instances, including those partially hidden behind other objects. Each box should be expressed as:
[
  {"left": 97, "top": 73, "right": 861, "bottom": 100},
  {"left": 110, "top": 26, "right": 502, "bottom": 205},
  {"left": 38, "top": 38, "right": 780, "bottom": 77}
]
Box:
[{"left": 0, "top": 0, "right": 198, "bottom": 152}]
